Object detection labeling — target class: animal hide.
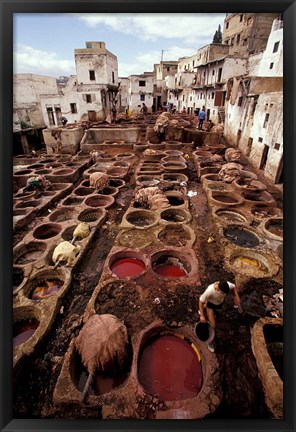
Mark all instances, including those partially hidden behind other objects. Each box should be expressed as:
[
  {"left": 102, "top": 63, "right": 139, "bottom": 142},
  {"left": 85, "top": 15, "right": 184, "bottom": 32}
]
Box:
[
  {"left": 75, "top": 314, "right": 128, "bottom": 375},
  {"left": 89, "top": 172, "right": 109, "bottom": 191},
  {"left": 52, "top": 241, "right": 80, "bottom": 265},
  {"left": 73, "top": 222, "right": 90, "bottom": 240}
]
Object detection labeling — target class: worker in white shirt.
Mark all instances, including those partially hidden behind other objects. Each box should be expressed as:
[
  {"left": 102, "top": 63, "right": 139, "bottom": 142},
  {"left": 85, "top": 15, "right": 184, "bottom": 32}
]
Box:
[{"left": 198, "top": 280, "right": 241, "bottom": 352}]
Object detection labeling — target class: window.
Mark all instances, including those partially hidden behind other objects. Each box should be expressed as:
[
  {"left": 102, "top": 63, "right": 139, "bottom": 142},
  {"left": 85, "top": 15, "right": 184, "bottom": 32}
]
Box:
[
  {"left": 226, "top": 22, "right": 229, "bottom": 29},
  {"left": 258, "top": 137, "right": 263, "bottom": 143},
  {"left": 238, "top": 96, "right": 243, "bottom": 106},
  {"left": 274, "top": 143, "right": 280, "bottom": 150},
  {"left": 192, "top": 60, "right": 195, "bottom": 67},
  {"left": 190, "top": 96, "right": 192, "bottom": 101},
  {"left": 237, "top": 34, "right": 241, "bottom": 44},
  {"left": 240, "top": 14, "right": 243, "bottom": 22},
  {"left": 89, "top": 70, "right": 95, "bottom": 81},
  {"left": 70, "top": 103, "right": 77, "bottom": 114},
  {"left": 86, "top": 42, "right": 92, "bottom": 48},
  {"left": 140, "top": 94, "right": 145, "bottom": 101},
  {"left": 273, "top": 41, "right": 280, "bottom": 53},
  {"left": 263, "top": 113, "right": 270, "bottom": 128},
  {"left": 270, "top": 63, "right": 274, "bottom": 69},
  {"left": 167, "top": 67, "right": 170, "bottom": 71},
  {"left": 139, "top": 80, "right": 146, "bottom": 87},
  {"left": 212, "top": 70, "right": 215, "bottom": 76},
  {"left": 112, "top": 71, "right": 115, "bottom": 84},
  {"left": 86, "top": 94, "right": 92, "bottom": 103},
  {"left": 212, "top": 92, "right": 214, "bottom": 99}
]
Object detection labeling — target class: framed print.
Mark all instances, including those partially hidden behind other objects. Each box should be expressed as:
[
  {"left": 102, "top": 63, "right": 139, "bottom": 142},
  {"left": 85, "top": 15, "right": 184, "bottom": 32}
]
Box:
[{"left": 1, "top": 0, "right": 295, "bottom": 431}]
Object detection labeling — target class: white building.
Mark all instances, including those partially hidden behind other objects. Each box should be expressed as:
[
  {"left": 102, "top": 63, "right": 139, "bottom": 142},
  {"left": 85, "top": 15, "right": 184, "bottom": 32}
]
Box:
[
  {"left": 224, "top": 18, "right": 283, "bottom": 184},
  {"left": 38, "top": 41, "right": 119, "bottom": 126},
  {"left": 127, "top": 73, "right": 154, "bottom": 113},
  {"left": 13, "top": 74, "right": 58, "bottom": 130}
]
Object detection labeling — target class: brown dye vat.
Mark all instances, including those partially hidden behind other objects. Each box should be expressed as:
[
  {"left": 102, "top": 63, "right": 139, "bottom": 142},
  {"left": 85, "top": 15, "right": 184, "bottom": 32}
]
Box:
[
  {"left": 78, "top": 209, "right": 104, "bottom": 223},
  {"left": 212, "top": 194, "right": 239, "bottom": 204},
  {"left": 74, "top": 187, "right": 94, "bottom": 197},
  {"left": 251, "top": 206, "right": 279, "bottom": 219},
  {"left": 224, "top": 226, "right": 259, "bottom": 248},
  {"left": 116, "top": 152, "right": 134, "bottom": 159},
  {"left": 42, "top": 158, "right": 56, "bottom": 163},
  {"left": 207, "top": 184, "right": 226, "bottom": 191},
  {"left": 160, "top": 209, "right": 189, "bottom": 223},
  {"left": 113, "top": 161, "right": 129, "bottom": 168},
  {"left": 15, "top": 199, "right": 41, "bottom": 209},
  {"left": 46, "top": 163, "right": 60, "bottom": 168},
  {"left": 49, "top": 208, "right": 77, "bottom": 222},
  {"left": 101, "top": 186, "right": 118, "bottom": 196},
  {"left": 138, "top": 334, "right": 202, "bottom": 401},
  {"left": 30, "top": 278, "right": 63, "bottom": 300},
  {"left": 158, "top": 225, "right": 190, "bottom": 246},
  {"left": 14, "top": 169, "right": 33, "bottom": 176},
  {"left": 84, "top": 195, "right": 114, "bottom": 208},
  {"left": 165, "top": 194, "right": 184, "bottom": 207},
  {"left": 62, "top": 226, "right": 76, "bottom": 242},
  {"left": 265, "top": 219, "right": 283, "bottom": 237},
  {"left": 13, "top": 268, "right": 24, "bottom": 292},
  {"left": 81, "top": 180, "right": 90, "bottom": 187},
  {"left": 33, "top": 169, "right": 52, "bottom": 174},
  {"left": 27, "top": 164, "right": 45, "bottom": 169},
  {"left": 33, "top": 223, "right": 62, "bottom": 240},
  {"left": 62, "top": 197, "right": 84, "bottom": 206},
  {"left": 13, "top": 318, "right": 40, "bottom": 348},
  {"left": 47, "top": 183, "right": 68, "bottom": 191},
  {"left": 14, "top": 242, "right": 47, "bottom": 265},
  {"left": 215, "top": 209, "right": 247, "bottom": 223},
  {"left": 126, "top": 211, "right": 157, "bottom": 227},
  {"left": 162, "top": 173, "right": 188, "bottom": 183},
  {"left": 54, "top": 169, "right": 74, "bottom": 175},
  {"left": 109, "top": 178, "right": 125, "bottom": 188},
  {"left": 263, "top": 324, "right": 283, "bottom": 380}
]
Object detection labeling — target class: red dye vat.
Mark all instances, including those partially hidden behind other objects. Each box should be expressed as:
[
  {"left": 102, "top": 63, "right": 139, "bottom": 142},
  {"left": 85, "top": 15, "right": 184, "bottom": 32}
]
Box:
[
  {"left": 110, "top": 258, "right": 146, "bottom": 278},
  {"left": 138, "top": 335, "right": 202, "bottom": 401},
  {"left": 13, "top": 318, "right": 39, "bottom": 348},
  {"left": 154, "top": 264, "right": 186, "bottom": 278},
  {"left": 31, "top": 279, "right": 62, "bottom": 300}
]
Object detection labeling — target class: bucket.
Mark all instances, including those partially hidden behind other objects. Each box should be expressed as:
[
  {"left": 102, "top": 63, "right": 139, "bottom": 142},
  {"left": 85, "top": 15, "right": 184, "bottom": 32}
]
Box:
[{"left": 194, "top": 321, "right": 215, "bottom": 344}]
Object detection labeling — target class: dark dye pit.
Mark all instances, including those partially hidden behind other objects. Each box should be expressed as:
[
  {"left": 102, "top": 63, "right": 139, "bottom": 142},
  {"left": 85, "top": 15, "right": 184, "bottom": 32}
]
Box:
[
  {"left": 31, "top": 279, "right": 63, "bottom": 300},
  {"left": 13, "top": 318, "right": 39, "bottom": 348},
  {"left": 224, "top": 226, "right": 259, "bottom": 248},
  {"left": 110, "top": 258, "right": 146, "bottom": 278},
  {"left": 213, "top": 194, "right": 238, "bottom": 204},
  {"left": 138, "top": 334, "right": 202, "bottom": 401}
]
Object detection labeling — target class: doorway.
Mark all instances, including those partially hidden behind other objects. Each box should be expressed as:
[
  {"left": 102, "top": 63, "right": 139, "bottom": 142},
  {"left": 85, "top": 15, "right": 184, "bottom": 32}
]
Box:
[{"left": 260, "top": 144, "right": 269, "bottom": 170}]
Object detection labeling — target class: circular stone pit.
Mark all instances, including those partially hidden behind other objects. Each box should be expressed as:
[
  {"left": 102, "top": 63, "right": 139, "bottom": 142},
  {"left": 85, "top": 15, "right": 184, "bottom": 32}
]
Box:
[
  {"left": 223, "top": 225, "right": 261, "bottom": 248},
  {"left": 151, "top": 250, "right": 194, "bottom": 279},
  {"left": 158, "top": 224, "right": 195, "bottom": 247},
  {"left": 14, "top": 241, "right": 47, "bottom": 266},
  {"left": 33, "top": 223, "right": 62, "bottom": 240},
  {"left": 124, "top": 209, "right": 158, "bottom": 229},
  {"left": 160, "top": 208, "right": 191, "bottom": 225},
  {"left": 108, "top": 250, "right": 148, "bottom": 279},
  {"left": 84, "top": 194, "right": 115, "bottom": 209},
  {"left": 49, "top": 207, "right": 78, "bottom": 222},
  {"left": 78, "top": 208, "right": 105, "bottom": 223}
]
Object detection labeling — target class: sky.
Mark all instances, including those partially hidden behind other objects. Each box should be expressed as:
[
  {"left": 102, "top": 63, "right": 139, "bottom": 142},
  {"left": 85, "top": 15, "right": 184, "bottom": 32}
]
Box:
[{"left": 14, "top": 13, "right": 226, "bottom": 78}]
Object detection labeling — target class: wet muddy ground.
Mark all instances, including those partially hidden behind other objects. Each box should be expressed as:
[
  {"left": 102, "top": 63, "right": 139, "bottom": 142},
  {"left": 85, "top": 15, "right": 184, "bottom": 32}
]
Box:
[{"left": 13, "top": 149, "right": 283, "bottom": 419}]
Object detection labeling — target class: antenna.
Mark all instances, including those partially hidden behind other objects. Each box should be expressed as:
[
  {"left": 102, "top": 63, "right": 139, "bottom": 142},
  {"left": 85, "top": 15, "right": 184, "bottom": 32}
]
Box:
[{"left": 161, "top": 50, "right": 164, "bottom": 62}]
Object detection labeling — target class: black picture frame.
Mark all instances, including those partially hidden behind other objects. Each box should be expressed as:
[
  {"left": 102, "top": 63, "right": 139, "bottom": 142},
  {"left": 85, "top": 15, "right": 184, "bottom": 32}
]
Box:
[{"left": 1, "top": 1, "right": 295, "bottom": 431}]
